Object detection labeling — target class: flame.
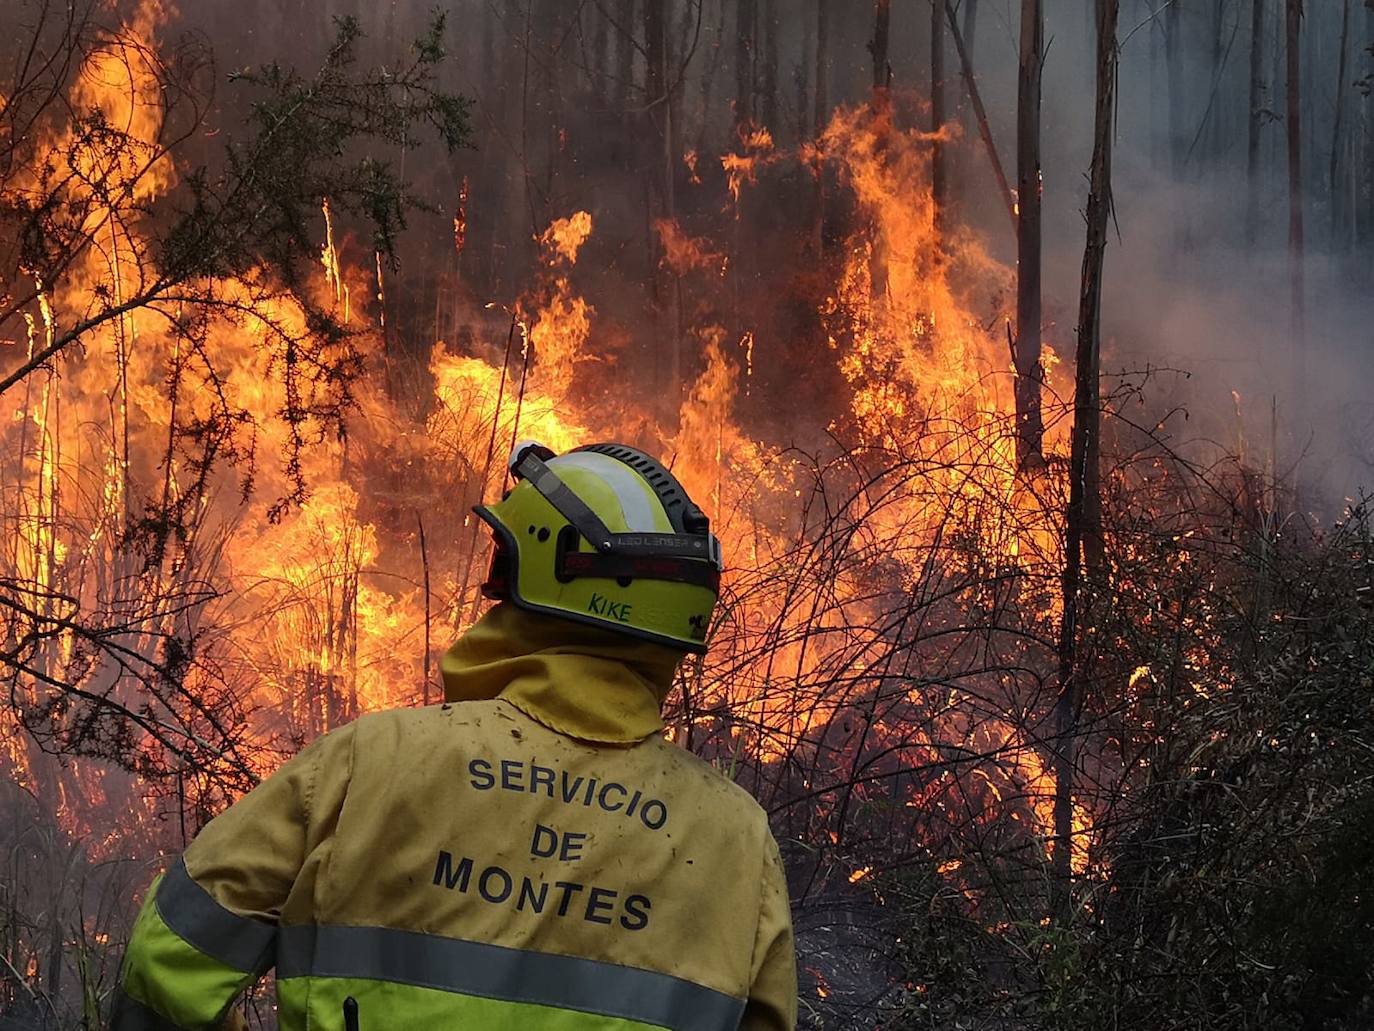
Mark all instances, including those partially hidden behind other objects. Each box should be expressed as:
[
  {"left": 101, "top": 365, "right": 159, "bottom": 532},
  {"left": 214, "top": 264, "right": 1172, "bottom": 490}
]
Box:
[
  {"left": 454, "top": 177, "right": 470, "bottom": 255},
  {"left": 320, "top": 200, "right": 352, "bottom": 321},
  {"left": 67, "top": 0, "right": 177, "bottom": 203},
  {"left": 0, "top": 8, "right": 1099, "bottom": 914},
  {"left": 539, "top": 210, "right": 593, "bottom": 265},
  {"left": 721, "top": 126, "right": 778, "bottom": 204},
  {"left": 654, "top": 219, "right": 726, "bottom": 277}
]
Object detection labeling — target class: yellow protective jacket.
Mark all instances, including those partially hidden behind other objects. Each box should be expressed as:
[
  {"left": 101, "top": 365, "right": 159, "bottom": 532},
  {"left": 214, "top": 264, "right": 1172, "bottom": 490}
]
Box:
[{"left": 113, "top": 604, "right": 797, "bottom": 1030}]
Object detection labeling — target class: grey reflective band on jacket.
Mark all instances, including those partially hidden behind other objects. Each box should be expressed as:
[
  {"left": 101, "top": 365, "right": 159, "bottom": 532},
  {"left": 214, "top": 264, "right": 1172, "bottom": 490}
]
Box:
[
  {"left": 155, "top": 858, "right": 276, "bottom": 974},
  {"left": 277, "top": 924, "right": 747, "bottom": 1031}
]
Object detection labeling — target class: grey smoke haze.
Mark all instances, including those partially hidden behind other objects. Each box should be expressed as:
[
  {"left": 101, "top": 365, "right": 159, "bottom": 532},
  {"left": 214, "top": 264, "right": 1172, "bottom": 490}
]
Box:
[
  {"left": 925, "top": 1, "right": 1373, "bottom": 506},
  {"left": 157, "top": 0, "right": 1374, "bottom": 503}
]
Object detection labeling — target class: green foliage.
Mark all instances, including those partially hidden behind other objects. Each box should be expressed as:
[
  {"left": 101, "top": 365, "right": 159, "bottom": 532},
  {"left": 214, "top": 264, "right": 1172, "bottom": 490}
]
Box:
[{"left": 154, "top": 9, "right": 469, "bottom": 301}]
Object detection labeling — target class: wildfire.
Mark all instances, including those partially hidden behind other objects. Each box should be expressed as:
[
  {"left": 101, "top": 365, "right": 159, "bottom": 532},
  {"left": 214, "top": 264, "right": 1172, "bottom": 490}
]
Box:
[
  {"left": 721, "top": 125, "right": 779, "bottom": 204},
  {"left": 539, "top": 210, "right": 593, "bottom": 265},
  {"left": 653, "top": 219, "right": 726, "bottom": 277},
  {"left": 2, "top": 1, "right": 1099, "bottom": 920},
  {"left": 454, "top": 177, "right": 470, "bottom": 255},
  {"left": 320, "top": 199, "right": 352, "bottom": 320}
]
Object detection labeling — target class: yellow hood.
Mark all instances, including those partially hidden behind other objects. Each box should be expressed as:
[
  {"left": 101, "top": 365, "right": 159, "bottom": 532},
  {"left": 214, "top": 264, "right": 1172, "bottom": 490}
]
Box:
[{"left": 439, "top": 603, "right": 684, "bottom": 744}]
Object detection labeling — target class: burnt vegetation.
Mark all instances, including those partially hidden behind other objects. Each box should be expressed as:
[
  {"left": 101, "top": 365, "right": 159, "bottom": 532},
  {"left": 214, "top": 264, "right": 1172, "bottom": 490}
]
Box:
[{"left": 0, "top": 0, "right": 1372, "bottom": 1028}]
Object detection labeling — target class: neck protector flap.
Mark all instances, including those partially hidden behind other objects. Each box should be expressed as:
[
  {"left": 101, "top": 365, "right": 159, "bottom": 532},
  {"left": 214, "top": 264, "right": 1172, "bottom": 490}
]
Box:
[{"left": 439, "top": 603, "right": 683, "bottom": 744}]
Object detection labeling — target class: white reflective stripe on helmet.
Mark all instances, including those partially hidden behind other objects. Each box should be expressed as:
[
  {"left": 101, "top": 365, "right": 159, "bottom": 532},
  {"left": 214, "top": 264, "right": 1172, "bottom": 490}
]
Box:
[
  {"left": 508, "top": 440, "right": 546, "bottom": 474},
  {"left": 548, "top": 452, "right": 661, "bottom": 532}
]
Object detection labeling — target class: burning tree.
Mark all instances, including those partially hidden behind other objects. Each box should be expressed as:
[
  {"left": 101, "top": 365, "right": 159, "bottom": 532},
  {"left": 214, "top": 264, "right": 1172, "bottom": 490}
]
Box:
[
  {"left": 0, "top": 1, "right": 1371, "bottom": 1029},
  {"left": 0, "top": 7, "right": 470, "bottom": 1018},
  {"left": 0, "top": 4, "right": 469, "bottom": 781}
]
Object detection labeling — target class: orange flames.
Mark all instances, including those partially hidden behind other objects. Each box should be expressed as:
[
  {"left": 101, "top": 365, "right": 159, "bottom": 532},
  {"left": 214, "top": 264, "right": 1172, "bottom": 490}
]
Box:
[
  {"left": 1, "top": 2, "right": 1096, "bottom": 904},
  {"left": 721, "top": 125, "right": 779, "bottom": 205}
]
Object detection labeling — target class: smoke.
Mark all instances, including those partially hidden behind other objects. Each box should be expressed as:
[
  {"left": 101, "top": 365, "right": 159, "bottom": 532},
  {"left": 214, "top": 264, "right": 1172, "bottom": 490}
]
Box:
[
  {"left": 117, "top": 0, "right": 1370, "bottom": 510},
  {"left": 1029, "top": 0, "right": 1374, "bottom": 508},
  {"left": 4, "top": 5, "right": 1371, "bottom": 1022}
]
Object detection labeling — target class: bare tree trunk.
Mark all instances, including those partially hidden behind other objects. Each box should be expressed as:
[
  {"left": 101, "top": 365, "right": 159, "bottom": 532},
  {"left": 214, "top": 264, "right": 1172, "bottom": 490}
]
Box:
[
  {"left": 1247, "top": 0, "right": 1267, "bottom": 244},
  {"left": 645, "top": 0, "right": 681, "bottom": 400},
  {"left": 931, "top": 0, "right": 948, "bottom": 244},
  {"left": 866, "top": 0, "right": 894, "bottom": 299},
  {"left": 1055, "top": 0, "right": 1119, "bottom": 917},
  {"left": 815, "top": 0, "right": 829, "bottom": 130},
  {"left": 735, "top": 0, "right": 756, "bottom": 131},
  {"left": 419, "top": 514, "right": 431, "bottom": 706},
  {"left": 946, "top": 1, "right": 1015, "bottom": 227},
  {"left": 801, "top": 4, "right": 814, "bottom": 142},
  {"left": 695, "top": 0, "right": 727, "bottom": 154},
  {"left": 1145, "top": 0, "right": 1163, "bottom": 173},
  {"left": 869, "top": 0, "right": 892, "bottom": 108},
  {"left": 1166, "top": 0, "right": 1186, "bottom": 179},
  {"left": 1015, "top": 0, "right": 1045, "bottom": 469},
  {"left": 646, "top": 0, "right": 670, "bottom": 202},
  {"left": 955, "top": 0, "right": 981, "bottom": 191},
  {"left": 1286, "top": 0, "right": 1305, "bottom": 417},
  {"left": 1204, "top": 0, "right": 1225, "bottom": 166},
  {"left": 1363, "top": 4, "right": 1374, "bottom": 249},
  {"left": 593, "top": 1, "right": 611, "bottom": 87},
  {"left": 762, "top": 0, "right": 779, "bottom": 129},
  {"left": 616, "top": 0, "right": 637, "bottom": 114},
  {"left": 1330, "top": 0, "right": 1352, "bottom": 245},
  {"left": 671, "top": 0, "right": 692, "bottom": 138},
  {"left": 813, "top": 0, "right": 829, "bottom": 256}
]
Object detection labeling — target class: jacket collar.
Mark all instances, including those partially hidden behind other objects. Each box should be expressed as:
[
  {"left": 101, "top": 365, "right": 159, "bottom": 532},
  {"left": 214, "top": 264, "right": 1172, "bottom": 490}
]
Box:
[{"left": 439, "top": 603, "right": 683, "bottom": 744}]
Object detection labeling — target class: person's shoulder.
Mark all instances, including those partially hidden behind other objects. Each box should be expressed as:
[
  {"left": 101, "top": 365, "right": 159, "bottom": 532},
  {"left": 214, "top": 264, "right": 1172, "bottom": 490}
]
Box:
[
  {"left": 351, "top": 698, "right": 503, "bottom": 726},
  {"left": 344, "top": 699, "right": 511, "bottom": 745},
  {"left": 344, "top": 706, "right": 423, "bottom": 736},
  {"left": 639, "top": 735, "right": 771, "bottom": 823}
]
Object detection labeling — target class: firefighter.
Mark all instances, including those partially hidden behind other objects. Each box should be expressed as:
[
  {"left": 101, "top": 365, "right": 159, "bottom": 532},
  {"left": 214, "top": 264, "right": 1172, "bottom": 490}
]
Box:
[{"left": 112, "top": 441, "right": 797, "bottom": 1031}]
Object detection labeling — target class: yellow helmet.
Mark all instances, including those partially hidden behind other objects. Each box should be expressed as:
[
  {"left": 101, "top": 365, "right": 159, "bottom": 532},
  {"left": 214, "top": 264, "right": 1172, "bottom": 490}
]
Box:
[{"left": 474, "top": 442, "right": 722, "bottom": 653}]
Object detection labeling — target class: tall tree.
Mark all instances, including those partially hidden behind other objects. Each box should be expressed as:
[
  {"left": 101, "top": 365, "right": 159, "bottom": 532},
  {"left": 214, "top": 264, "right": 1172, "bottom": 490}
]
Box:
[
  {"left": 1055, "top": 0, "right": 1119, "bottom": 914},
  {"left": 1363, "top": 3, "right": 1374, "bottom": 248},
  {"left": 1330, "top": 0, "right": 1352, "bottom": 245},
  {"left": 867, "top": 0, "right": 894, "bottom": 298},
  {"left": 1165, "top": 0, "right": 1186, "bottom": 179},
  {"left": 870, "top": 0, "right": 892, "bottom": 108},
  {"left": 1203, "top": 0, "right": 1226, "bottom": 165},
  {"left": 931, "top": 0, "right": 948, "bottom": 243},
  {"left": 1247, "top": 0, "right": 1267, "bottom": 244},
  {"left": 762, "top": 0, "right": 779, "bottom": 129},
  {"left": 735, "top": 0, "right": 756, "bottom": 130},
  {"left": 813, "top": 0, "right": 830, "bottom": 255},
  {"left": 616, "top": 0, "right": 637, "bottom": 115},
  {"left": 592, "top": 1, "right": 611, "bottom": 101},
  {"left": 644, "top": 0, "right": 680, "bottom": 398},
  {"left": 1286, "top": 0, "right": 1305, "bottom": 415},
  {"left": 945, "top": 0, "right": 1015, "bottom": 226},
  {"left": 956, "top": 0, "right": 981, "bottom": 188},
  {"left": 1014, "top": 0, "right": 1045, "bottom": 468}
]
